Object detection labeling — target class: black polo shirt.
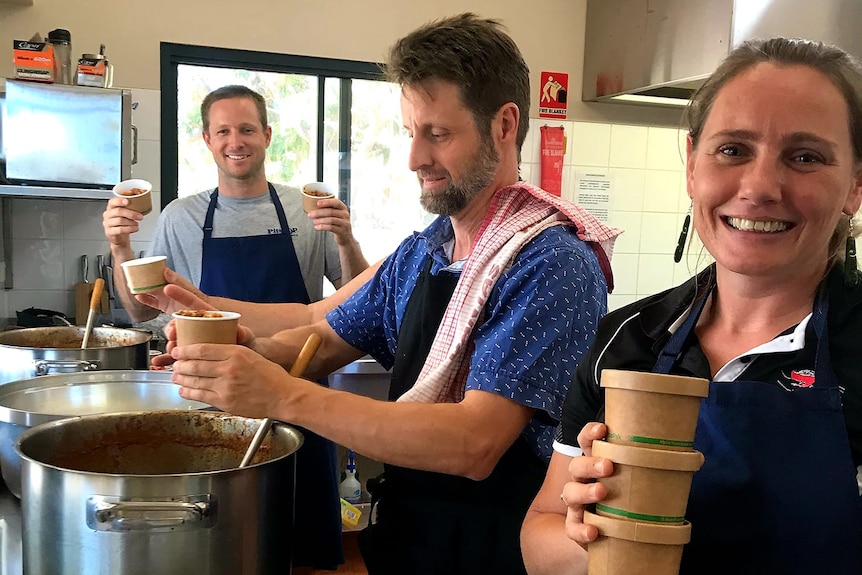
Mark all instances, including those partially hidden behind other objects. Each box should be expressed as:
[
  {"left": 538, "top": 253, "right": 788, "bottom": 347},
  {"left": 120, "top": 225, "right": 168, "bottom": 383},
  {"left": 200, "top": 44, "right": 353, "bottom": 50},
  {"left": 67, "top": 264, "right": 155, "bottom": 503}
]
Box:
[{"left": 558, "top": 264, "right": 862, "bottom": 468}]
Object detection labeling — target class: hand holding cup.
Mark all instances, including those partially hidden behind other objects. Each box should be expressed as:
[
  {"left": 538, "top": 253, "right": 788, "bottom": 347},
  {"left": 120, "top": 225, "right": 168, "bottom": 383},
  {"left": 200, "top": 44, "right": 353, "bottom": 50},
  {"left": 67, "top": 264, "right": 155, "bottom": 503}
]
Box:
[
  {"left": 172, "top": 310, "right": 242, "bottom": 346},
  {"left": 113, "top": 178, "right": 153, "bottom": 215},
  {"left": 301, "top": 182, "right": 335, "bottom": 213}
]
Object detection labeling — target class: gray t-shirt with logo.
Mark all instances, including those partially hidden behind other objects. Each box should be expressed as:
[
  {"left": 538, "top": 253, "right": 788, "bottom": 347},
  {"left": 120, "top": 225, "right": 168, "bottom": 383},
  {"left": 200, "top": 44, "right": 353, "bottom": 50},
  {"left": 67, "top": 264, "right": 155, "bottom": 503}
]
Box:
[{"left": 150, "top": 182, "right": 342, "bottom": 302}]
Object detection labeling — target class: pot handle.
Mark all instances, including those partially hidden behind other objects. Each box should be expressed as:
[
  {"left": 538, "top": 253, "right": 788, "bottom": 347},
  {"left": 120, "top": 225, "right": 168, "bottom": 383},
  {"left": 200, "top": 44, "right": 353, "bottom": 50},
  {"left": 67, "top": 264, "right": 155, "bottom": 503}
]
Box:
[
  {"left": 34, "top": 359, "right": 99, "bottom": 376},
  {"left": 86, "top": 495, "right": 216, "bottom": 532}
]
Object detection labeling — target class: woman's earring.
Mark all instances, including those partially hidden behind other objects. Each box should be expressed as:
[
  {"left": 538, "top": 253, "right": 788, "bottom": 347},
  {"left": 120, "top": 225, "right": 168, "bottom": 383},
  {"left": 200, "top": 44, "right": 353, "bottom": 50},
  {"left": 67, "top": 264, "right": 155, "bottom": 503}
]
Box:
[
  {"left": 674, "top": 203, "right": 692, "bottom": 263},
  {"left": 845, "top": 213, "right": 857, "bottom": 278}
]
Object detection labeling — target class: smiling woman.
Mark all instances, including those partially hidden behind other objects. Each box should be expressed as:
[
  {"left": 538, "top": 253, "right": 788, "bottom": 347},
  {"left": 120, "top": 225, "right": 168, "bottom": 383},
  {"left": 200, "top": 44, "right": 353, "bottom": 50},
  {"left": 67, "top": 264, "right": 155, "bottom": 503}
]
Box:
[{"left": 521, "top": 37, "right": 862, "bottom": 575}]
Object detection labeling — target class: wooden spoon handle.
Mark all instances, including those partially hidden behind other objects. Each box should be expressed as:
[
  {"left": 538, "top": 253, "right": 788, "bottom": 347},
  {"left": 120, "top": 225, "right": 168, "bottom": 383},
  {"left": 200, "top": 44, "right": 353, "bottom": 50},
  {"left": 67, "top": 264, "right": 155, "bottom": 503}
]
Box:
[
  {"left": 239, "top": 332, "right": 322, "bottom": 468},
  {"left": 288, "top": 332, "right": 322, "bottom": 377},
  {"left": 89, "top": 278, "right": 105, "bottom": 310}
]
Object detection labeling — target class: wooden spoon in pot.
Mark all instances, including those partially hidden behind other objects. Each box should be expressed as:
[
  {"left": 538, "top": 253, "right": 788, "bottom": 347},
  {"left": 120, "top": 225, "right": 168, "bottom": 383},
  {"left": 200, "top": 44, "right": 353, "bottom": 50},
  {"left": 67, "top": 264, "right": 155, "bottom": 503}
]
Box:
[
  {"left": 81, "top": 278, "right": 105, "bottom": 349},
  {"left": 239, "top": 332, "right": 322, "bottom": 467}
]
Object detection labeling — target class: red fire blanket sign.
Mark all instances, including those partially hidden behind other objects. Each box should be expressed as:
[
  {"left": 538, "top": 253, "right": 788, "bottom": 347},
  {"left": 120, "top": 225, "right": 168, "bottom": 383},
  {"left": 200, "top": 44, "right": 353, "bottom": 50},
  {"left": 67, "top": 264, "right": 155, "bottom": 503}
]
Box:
[
  {"left": 539, "top": 71, "right": 568, "bottom": 119},
  {"left": 540, "top": 125, "right": 565, "bottom": 197}
]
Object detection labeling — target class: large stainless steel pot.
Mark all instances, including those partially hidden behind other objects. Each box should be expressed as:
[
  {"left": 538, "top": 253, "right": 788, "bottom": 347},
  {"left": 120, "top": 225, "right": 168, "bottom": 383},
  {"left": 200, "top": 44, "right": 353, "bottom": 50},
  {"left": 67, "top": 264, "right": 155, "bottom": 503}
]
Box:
[
  {"left": 0, "top": 370, "right": 209, "bottom": 498},
  {"left": 0, "top": 326, "right": 151, "bottom": 384},
  {"left": 16, "top": 410, "right": 301, "bottom": 575}
]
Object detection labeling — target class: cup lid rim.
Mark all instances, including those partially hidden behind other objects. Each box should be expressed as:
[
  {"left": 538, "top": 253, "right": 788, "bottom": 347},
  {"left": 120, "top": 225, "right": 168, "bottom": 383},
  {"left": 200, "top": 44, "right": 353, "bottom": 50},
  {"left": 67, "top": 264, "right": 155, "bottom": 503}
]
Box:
[
  {"left": 171, "top": 311, "right": 241, "bottom": 321},
  {"left": 120, "top": 255, "right": 166, "bottom": 267}
]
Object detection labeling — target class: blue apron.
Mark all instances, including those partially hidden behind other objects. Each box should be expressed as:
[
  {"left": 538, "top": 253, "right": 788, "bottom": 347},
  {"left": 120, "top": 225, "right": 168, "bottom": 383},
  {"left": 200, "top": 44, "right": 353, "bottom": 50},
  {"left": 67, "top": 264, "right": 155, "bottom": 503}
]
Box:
[
  {"left": 358, "top": 259, "right": 544, "bottom": 574},
  {"left": 199, "top": 184, "right": 344, "bottom": 570},
  {"left": 653, "top": 287, "right": 862, "bottom": 574},
  {"left": 200, "top": 183, "right": 310, "bottom": 304}
]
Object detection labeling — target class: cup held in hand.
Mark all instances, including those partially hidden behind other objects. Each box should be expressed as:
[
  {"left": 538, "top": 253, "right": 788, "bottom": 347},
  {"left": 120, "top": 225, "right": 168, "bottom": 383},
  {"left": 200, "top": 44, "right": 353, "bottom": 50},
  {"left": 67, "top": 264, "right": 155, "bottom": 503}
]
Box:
[
  {"left": 113, "top": 178, "right": 153, "bottom": 215},
  {"left": 601, "top": 370, "right": 709, "bottom": 451},
  {"left": 120, "top": 255, "right": 167, "bottom": 294},
  {"left": 584, "top": 511, "right": 691, "bottom": 575},
  {"left": 592, "top": 440, "right": 704, "bottom": 525},
  {"left": 172, "top": 310, "right": 241, "bottom": 346},
  {"left": 301, "top": 182, "right": 335, "bottom": 213}
]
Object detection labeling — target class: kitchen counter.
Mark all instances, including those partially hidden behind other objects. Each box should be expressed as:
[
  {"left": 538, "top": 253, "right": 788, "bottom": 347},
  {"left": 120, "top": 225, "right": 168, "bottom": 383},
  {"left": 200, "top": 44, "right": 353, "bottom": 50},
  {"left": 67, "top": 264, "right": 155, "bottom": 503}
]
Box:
[{"left": 0, "top": 481, "right": 22, "bottom": 575}]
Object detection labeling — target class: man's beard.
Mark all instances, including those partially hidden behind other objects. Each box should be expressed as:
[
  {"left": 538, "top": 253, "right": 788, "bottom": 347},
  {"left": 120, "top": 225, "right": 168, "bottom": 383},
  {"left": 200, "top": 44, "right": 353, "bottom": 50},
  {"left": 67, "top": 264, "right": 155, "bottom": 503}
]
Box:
[{"left": 418, "top": 138, "right": 499, "bottom": 216}]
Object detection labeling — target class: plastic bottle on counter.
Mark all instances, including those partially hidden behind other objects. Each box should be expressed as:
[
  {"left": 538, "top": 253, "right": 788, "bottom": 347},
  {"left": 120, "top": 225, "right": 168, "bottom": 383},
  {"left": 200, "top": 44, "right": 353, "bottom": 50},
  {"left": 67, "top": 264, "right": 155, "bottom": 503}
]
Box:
[
  {"left": 47, "top": 28, "right": 73, "bottom": 85},
  {"left": 339, "top": 450, "right": 362, "bottom": 504}
]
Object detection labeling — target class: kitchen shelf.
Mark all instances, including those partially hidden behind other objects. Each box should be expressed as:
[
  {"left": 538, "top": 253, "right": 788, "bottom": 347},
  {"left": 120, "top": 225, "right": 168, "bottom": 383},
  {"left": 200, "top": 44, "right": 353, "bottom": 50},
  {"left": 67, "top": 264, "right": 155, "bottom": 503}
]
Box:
[{"left": 0, "top": 184, "right": 113, "bottom": 200}]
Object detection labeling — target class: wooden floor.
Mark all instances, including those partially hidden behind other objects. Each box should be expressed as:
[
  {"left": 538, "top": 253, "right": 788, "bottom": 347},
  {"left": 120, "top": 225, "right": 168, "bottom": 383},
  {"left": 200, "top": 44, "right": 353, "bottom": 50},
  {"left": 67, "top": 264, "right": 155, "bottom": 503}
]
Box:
[{"left": 295, "top": 532, "right": 368, "bottom": 575}]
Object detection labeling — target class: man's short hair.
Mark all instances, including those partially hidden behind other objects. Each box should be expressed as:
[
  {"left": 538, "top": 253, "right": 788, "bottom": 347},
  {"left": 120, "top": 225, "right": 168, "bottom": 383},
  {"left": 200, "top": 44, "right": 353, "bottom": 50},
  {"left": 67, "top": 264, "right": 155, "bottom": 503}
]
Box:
[
  {"left": 384, "top": 13, "right": 531, "bottom": 155},
  {"left": 201, "top": 85, "right": 268, "bottom": 133}
]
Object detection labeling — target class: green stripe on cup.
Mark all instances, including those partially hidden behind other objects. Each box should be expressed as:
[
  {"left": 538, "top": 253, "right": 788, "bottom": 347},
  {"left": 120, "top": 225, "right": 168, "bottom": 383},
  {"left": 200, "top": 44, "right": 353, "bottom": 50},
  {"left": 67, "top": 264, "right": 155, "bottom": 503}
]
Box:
[
  {"left": 130, "top": 283, "right": 168, "bottom": 293},
  {"left": 596, "top": 504, "right": 685, "bottom": 523},
  {"left": 606, "top": 432, "right": 694, "bottom": 448}
]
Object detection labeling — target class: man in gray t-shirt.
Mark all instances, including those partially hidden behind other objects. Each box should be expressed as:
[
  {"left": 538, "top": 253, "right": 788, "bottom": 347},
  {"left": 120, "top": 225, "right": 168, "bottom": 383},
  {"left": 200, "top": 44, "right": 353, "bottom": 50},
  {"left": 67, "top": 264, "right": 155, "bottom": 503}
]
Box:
[
  {"left": 151, "top": 182, "right": 341, "bottom": 303},
  {"left": 102, "top": 84, "right": 369, "bottom": 570},
  {"left": 103, "top": 84, "right": 368, "bottom": 324}
]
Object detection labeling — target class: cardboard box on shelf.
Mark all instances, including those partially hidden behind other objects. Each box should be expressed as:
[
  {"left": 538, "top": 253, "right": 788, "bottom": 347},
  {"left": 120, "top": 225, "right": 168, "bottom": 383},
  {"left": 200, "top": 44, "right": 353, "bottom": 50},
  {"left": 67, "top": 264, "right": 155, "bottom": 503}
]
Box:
[{"left": 13, "top": 38, "right": 55, "bottom": 82}]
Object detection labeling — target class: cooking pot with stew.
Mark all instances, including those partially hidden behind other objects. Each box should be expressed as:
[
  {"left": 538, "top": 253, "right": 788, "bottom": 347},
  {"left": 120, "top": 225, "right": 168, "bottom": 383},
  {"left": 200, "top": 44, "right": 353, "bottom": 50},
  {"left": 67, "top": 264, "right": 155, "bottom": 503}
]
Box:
[
  {"left": 0, "top": 326, "right": 151, "bottom": 384},
  {"left": 0, "top": 370, "right": 208, "bottom": 497},
  {"left": 17, "top": 410, "right": 301, "bottom": 575}
]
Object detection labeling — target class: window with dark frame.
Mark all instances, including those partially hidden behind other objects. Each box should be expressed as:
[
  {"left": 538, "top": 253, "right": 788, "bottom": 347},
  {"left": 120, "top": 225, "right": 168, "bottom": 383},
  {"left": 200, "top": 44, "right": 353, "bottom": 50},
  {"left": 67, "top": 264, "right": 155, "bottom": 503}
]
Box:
[{"left": 159, "top": 42, "right": 433, "bottom": 269}]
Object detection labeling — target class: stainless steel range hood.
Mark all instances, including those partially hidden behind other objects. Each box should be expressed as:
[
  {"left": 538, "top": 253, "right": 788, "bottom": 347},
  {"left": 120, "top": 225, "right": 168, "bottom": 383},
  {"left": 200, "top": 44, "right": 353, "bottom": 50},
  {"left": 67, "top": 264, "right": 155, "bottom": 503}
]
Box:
[{"left": 583, "top": 0, "right": 862, "bottom": 108}]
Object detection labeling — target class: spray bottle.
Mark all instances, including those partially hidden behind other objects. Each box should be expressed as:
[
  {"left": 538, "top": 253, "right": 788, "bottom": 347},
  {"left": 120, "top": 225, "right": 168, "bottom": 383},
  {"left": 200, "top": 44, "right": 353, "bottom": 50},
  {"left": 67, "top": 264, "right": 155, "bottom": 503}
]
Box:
[{"left": 339, "top": 450, "right": 362, "bottom": 504}]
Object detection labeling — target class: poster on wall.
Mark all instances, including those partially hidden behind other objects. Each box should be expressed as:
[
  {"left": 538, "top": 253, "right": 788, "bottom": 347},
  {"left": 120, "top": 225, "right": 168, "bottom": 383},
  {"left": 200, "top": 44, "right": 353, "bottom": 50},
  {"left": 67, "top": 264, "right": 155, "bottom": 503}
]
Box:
[
  {"left": 539, "top": 71, "right": 568, "bottom": 119},
  {"left": 575, "top": 170, "right": 612, "bottom": 222}
]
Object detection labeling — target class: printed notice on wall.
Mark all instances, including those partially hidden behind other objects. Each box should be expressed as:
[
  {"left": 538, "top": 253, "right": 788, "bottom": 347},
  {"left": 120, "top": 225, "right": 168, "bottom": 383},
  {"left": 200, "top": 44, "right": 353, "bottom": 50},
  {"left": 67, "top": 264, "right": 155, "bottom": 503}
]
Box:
[{"left": 575, "top": 171, "right": 612, "bottom": 222}]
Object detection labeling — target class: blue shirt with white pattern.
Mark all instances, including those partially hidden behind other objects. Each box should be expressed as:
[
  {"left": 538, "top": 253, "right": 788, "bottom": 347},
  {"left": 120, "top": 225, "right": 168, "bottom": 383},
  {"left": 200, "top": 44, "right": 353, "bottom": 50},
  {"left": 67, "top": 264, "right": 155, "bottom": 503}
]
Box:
[{"left": 326, "top": 215, "right": 608, "bottom": 461}]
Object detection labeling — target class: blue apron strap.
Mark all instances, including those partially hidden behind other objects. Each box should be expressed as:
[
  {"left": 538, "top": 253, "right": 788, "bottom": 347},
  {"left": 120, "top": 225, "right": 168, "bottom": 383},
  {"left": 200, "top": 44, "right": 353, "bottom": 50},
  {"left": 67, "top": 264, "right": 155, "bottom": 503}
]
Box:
[
  {"left": 653, "top": 285, "right": 709, "bottom": 374},
  {"left": 203, "top": 189, "right": 218, "bottom": 241},
  {"left": 810, "top": 284, "right": 836, "bottom": 388},
  {"left": 267, "top": 182, "right": 290, "bottom": 233}
]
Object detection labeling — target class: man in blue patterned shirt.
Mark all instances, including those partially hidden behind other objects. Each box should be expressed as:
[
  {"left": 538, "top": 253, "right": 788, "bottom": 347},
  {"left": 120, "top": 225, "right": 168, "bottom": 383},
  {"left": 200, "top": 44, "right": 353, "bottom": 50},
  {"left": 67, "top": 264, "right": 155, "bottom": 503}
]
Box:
[{"left": 167, "top": 13, "right": 618, "bottom": 575}]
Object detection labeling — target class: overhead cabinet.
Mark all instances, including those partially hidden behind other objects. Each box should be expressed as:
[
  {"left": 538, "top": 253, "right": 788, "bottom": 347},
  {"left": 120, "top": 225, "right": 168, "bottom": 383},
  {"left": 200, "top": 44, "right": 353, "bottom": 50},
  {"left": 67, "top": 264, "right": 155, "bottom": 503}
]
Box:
[{"left": 583, "top": 0, "right": 862, "bottom": 106}]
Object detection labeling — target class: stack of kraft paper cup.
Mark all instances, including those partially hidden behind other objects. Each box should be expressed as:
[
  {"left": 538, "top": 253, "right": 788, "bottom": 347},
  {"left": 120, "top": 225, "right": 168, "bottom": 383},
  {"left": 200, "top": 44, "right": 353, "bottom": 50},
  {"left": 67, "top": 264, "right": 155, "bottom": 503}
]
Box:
[{"left": 584, "top": 369, "right": 710, "bottom": 575}]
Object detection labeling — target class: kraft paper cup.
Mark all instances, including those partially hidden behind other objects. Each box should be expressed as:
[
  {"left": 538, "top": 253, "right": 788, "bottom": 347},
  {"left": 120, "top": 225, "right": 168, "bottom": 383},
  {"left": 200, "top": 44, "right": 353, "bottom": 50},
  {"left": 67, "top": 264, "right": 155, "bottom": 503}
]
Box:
[
  {"left": 584, "top": 511, "right": 691, "bottom": 575},
  {"left": 172, "top": 311, "right": 241, "bottom": 346},
  {"left": 592, "top": 440, "right": 704, "bottom": 524},
  {"left": 113, "top": 178, "right": 153, "bottom": 215},
  {"left": 120, "top": 255, "right": 167, "bottom": 294},
  {"left": 601, "top": 370, "right": 709, "bottom": 451},
  {"left": 301, "top": 182, "right": 335, "bottom": 213}
]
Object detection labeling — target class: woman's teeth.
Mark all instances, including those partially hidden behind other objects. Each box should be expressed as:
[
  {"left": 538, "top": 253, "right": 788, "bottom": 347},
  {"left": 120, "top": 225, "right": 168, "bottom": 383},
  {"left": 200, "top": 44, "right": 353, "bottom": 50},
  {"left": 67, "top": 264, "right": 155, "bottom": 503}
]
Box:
[{"left": 726, "top": 217, "right": 788, "bottom": 232}]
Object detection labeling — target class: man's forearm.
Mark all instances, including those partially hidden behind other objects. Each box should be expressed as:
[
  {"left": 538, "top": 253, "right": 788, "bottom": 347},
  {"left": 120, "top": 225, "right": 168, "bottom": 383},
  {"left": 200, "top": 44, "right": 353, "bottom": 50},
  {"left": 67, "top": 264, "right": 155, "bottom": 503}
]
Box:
[
  {"left": 110, "top": 246, "right": 160, "bottom": 322},
  {"left": 218, "top": 258, "right": 381, "bottom": 336},
  {"left": 336, "top": 239, "right": 369, "bottom": 284},
  {"left": 207, "top": 297, "right": 314, "bottom": 338}
]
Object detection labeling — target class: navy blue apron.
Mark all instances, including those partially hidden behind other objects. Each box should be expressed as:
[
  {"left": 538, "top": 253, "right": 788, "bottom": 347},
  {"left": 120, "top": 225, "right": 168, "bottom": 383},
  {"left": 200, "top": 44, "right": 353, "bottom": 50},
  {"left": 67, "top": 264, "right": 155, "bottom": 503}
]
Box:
[
  {"left": 199, "top": 184, "right": 344, "bottom": 570},
  {"left": 358, "top": 258, "right": 545, "bottom": 574},
  {"left": 200, "top": 183, "right": 309, "bottom": 304},
  {"left": 653, "top": 286, "right": 862, "bottom": 574}
]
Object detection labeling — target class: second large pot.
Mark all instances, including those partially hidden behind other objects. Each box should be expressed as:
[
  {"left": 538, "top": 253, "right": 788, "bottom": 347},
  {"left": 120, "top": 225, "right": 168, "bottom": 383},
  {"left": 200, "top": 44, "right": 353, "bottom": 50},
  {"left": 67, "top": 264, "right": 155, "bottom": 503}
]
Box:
[
  {"left": 0, "top": 370, "right": 210, "bottom": 498},
  {"left": 17, "top": 410, "right": 303, "bottom": 575},
  {"left": 0, "top": 326, "right": 151, "bottom": 383}
]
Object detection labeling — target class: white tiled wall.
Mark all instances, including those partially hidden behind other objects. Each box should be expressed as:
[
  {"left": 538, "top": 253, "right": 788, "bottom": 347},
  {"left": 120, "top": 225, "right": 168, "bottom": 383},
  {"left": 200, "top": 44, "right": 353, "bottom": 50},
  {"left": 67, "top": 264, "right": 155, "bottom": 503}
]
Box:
[
  {"left": 0, "top": 96, "right": 709, "bottom": 319},
  {"left": 0, "top": 88, "right": 163, "bottom": 320},
  {"left": 520, "top": 118, "right": 711, "bottom": 311}
]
